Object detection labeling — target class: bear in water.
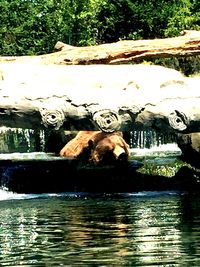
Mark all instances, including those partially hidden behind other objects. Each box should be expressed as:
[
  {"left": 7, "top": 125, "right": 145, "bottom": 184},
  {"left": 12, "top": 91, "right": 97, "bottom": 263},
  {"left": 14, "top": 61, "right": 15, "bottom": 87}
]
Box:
[{"left": 60, "top": 131, "right": 130, "bottom": 166}]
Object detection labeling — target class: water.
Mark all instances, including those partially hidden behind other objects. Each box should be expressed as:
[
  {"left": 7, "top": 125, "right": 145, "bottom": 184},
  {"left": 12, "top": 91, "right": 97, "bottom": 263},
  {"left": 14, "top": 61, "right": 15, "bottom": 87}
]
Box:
[
  {"left": 0, "top": 128, "right": 196, "bottom": 266},
  {"left": 0, "top": 190, "right": 199, "bottom": 266},
  {"left": 0, "top": 127, "right": 44, "bottom": 153},
  {"left": 129, "top": 130, "right": 176, "bottom": 149},
  {"left": 0, "top": 127, "right": 177, "bottom": 153}
]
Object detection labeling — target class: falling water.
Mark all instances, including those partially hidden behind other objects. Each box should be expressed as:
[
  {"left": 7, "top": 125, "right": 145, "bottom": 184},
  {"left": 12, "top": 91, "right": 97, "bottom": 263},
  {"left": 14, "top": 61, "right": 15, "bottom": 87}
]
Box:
[
  {"left": 0, "top": 127, "right": 184, "bottom": 193},
  {"left": 0, "top": 127, "right": 67, "bottom": 191},
  {"left": 0, "top": 127, "right": 45, "bottom": 153},
  {"left": 128, "top": 130, "right": 182, "bottom": 159},
  {"left": 0, "top": 127, "right": 180, "bottom": 154},
  {"left": 129, "top": 130, "right": 176, "bottom": 149}
]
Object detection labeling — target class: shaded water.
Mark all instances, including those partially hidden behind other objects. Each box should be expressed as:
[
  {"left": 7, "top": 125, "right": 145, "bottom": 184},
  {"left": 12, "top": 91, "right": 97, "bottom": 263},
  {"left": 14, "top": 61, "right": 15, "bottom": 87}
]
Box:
[
  {"left": 0, "top": 128, "right": 197, "bottom": 266},
  {"left": 0, "top": 191, "right": 200, "bottom": 266}
]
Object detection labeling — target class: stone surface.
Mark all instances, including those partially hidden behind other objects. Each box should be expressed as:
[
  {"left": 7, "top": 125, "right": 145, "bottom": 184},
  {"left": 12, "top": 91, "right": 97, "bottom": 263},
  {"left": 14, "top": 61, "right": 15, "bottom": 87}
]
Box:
[{"left": 0, "top": 63, "right": 199, "bottom": 134}]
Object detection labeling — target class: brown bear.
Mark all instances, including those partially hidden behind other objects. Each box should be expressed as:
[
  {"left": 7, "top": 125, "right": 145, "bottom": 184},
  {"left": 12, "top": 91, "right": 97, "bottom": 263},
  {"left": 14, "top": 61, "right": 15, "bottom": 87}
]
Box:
[{"left": 60, "top": 131, "right": 130, "bottom": 166}]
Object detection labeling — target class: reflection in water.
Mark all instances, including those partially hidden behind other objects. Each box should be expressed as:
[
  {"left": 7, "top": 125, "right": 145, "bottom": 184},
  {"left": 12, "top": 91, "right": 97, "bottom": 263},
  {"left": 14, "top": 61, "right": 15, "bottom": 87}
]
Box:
[{"left": 0, "top": 192, "right": 199, "bottom": 266}]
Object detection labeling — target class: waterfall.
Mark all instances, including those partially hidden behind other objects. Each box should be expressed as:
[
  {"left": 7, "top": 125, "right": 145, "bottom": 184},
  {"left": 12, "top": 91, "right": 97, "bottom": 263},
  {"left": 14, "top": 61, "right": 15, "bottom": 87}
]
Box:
[
  {"left": 128, "top": 130, "right": 181, "bottom": 158},
  {"left": 129, "top": 130, "right": 177, "bottom": 149},
  {"left": 0, "top": 127, "right": 182, "bottom": 191},
  {"left": 0, "top": 127, "right": 179, "bottom": 153},
  {"left": 0, "top": 127, "right": 45, "bottom": 153}
]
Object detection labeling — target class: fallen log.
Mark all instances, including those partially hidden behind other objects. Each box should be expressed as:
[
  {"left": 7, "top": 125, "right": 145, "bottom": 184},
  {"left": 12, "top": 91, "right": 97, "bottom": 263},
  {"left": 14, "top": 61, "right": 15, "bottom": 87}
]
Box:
[
  {"left": 0, "top": 30, "right": 200, "bottom": 65},
  {"left": 0, "top": 63, "right": 200, "bottom": 134}
]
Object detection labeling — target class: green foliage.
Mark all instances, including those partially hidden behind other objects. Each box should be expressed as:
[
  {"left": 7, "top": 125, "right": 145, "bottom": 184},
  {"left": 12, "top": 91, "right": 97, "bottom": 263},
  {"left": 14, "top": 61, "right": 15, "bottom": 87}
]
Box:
[
  {"left": 137, "top": 159, "right": 190, "bottom": 177},
  {"left": 94, "top": 0, "right": 196, "bottom": 42},
  {"left": 0, "top": 0, "right": 69, "bottom": 55},
  {"left": 0, "top": 0, "right": 96, "bottom": 55},
  {"left": 164, "top": 0, "right": 197, "bottom": 37}
]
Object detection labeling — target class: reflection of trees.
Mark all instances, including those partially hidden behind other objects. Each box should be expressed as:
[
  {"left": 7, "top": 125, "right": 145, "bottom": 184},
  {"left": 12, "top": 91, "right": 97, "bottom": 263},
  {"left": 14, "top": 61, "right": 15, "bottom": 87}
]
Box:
[
  {"left": 0, "top": 206, "right": 39, "bottom": 263},
  {"left": 0, "top": 201, "right": 69, "bottom": 265},
  {"left": 63, "top": 196, "right": 196, "bottom": 266},
  {"left": 0, "top": 195, "right": 199, "bottom": 265},
  {"left": 131, "top": 199, "right": 182, "bottom": 266},
  {"left": 178, "top": 194, "right": 200, "bottom": 260},
  {"left": 59, "top": 196, "right": 184, "bottom": 265}
]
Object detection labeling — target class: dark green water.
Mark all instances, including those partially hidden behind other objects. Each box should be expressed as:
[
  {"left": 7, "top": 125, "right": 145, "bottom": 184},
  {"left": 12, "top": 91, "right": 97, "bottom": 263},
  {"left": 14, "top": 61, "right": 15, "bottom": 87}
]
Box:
[{"left": 0, "top": 190, "right": 200, "bottom": 266}]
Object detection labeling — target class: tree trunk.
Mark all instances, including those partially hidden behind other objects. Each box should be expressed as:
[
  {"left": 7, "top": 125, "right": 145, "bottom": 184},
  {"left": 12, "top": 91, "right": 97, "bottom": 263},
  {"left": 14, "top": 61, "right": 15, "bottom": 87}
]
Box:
[
  {"left": 0, "top": 63, "right": 200, "bottom": 134},
  {"left": 0, "top": 30, "right": 200, "bottom": 65}
]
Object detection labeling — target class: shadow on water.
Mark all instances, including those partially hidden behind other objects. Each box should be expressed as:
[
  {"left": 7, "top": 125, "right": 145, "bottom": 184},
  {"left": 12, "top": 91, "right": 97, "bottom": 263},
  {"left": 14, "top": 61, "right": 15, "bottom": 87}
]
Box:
[{"left": 0, "top": 190, "right": 200, "bottom": 266}]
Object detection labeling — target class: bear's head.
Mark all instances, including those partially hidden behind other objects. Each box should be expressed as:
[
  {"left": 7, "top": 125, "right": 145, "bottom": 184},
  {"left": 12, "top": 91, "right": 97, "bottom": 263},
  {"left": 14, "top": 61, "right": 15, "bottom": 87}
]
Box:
[
  {"left": 88, "top": 131, "right": 129, "bottom": 165},
  {"left": 60, "top": 131, "right": 130, "bottom": 166}
]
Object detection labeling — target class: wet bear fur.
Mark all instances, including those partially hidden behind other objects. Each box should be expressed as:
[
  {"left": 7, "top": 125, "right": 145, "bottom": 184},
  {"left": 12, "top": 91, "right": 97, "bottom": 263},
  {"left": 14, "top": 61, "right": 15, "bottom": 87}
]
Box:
[{"left": 60, "top": 131, "right": 130, "bottom": 166}]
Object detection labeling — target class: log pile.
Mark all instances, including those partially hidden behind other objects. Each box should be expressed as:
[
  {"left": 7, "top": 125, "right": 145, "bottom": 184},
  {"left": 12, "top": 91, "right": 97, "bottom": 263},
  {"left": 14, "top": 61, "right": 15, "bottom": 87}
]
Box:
[{"left": 0, "top": 31, "right": 199, "bottom": 134}]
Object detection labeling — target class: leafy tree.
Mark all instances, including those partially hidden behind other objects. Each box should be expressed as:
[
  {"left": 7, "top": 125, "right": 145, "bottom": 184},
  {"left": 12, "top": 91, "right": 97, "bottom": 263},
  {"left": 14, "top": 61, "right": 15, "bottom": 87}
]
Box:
[
  {"left": 0, "top": 0, "right": 104, "bottom": 55},
  {"left": 0, "top": 0, "right": 84, "bottom": 55},
  {"left": 94, "top": 0, "right": 200, "bottom": 43},
  {"left": 164, "top": 0, "right": 197, "bottom": 37},
  {"left": 0, "top": 0, "right": 200, "bottom": 60}
]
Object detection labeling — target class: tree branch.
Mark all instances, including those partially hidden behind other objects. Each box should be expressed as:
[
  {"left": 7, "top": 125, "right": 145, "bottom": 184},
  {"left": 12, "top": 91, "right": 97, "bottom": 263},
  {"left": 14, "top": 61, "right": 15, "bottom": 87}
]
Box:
[{"left": 0, "top": 30, "right": 200, "bottom": 65}]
